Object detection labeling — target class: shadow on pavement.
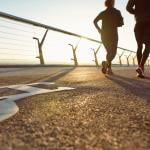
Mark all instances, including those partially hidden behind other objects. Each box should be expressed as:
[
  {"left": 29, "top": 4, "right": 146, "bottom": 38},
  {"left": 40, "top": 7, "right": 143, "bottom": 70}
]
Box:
[
  {"left": 45, "top": 67, "right": 75, "bottom": 82},
  {"left": 145, "top": 76, "right": 150, "bottom": 80},
  {"left": 106, "top": 74, "right": 150, "bottom": 102}
]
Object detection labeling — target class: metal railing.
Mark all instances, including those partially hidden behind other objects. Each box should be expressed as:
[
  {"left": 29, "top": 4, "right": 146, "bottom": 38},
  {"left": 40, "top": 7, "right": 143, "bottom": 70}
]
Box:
[{"left": 0, "top": 11, "right": 149, "bottom": 66}]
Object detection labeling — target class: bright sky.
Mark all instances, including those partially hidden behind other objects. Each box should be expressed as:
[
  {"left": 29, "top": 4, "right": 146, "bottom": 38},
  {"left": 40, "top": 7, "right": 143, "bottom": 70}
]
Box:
[{"left": 0, "top": 0, "right": 137, "bottom": 65}]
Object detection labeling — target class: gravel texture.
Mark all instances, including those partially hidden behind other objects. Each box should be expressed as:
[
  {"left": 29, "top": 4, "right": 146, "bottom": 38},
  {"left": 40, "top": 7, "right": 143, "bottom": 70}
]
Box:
[{"left": 0, "top": 67, "right": 150, "bottom": 150}]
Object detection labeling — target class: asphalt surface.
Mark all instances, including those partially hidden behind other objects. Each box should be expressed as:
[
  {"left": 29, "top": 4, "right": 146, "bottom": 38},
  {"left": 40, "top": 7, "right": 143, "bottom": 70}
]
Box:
[{"left": 0, "top": 67, "right": 150, "bottom": 150}]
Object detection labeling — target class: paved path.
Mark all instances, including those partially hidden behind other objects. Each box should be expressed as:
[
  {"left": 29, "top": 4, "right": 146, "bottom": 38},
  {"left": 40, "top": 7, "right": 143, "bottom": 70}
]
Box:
[{"left": 0, "top": 67, "right": 150, "bottom": 150}]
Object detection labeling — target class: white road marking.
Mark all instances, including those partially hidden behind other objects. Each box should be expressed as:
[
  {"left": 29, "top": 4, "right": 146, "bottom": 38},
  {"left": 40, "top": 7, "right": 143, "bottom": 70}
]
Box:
[{"left": 0, "top": 82, "right": 74, "bottom": 122}]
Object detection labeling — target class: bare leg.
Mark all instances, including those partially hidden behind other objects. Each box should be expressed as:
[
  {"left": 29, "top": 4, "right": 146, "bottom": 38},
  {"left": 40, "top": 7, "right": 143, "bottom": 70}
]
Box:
[
  {"left": 106, "top": 50, "right": 117, "bottom": 68},
  {"left": 140, "top": 43, "right": 150, "bottom": 66},
  {"left": 106, "top": 45, "right": 117, "bottom": 68},
  {"left": 137, "top": 44, "right": 143, "bottom": 66}
]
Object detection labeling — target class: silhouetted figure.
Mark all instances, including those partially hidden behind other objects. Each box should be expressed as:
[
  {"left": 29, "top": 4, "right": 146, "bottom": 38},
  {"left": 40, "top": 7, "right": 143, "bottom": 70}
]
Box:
[
  {"left": 94, "top": 0, "right": 123, "bottom": 75},
  {"left": 126, "top": 0, "right": 150, "bottom": 78}
]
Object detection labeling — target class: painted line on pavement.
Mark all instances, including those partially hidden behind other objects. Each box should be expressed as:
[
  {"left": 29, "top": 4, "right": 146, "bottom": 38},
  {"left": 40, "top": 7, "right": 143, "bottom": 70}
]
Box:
[{"left": 0, "top": 82, "right": 74, "bottom": 122}]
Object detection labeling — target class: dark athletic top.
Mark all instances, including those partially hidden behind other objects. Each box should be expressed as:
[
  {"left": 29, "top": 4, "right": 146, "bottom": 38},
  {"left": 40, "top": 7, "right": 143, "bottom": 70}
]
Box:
[
  {"left": 94, "top": 7, "right": 123, "bottom": 33},
  {"left": 94, "top": 7, "right": 123, "bottom": 45},
  {"left": 126, "top": 0, "right": 150, "bottom": 23}
]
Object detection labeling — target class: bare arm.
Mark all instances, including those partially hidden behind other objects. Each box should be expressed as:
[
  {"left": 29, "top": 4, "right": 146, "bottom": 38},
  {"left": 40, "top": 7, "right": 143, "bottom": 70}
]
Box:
[
  {"left": 93, "top": 13, "right": 102, "bottom": 34},
  {"left": 118, "top": 11, "right": 124, "bottom": 27},
  {"left": 126, "top": 0, "right": 135, "bottom": 14}
]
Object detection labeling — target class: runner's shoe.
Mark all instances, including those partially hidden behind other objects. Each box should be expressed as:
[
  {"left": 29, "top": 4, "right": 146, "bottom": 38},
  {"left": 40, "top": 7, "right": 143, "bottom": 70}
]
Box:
[
  {"left": 136, "top": 67, "right": 145, "bottom": 78},
  {"left": 101, "top": 61, "right": 107, "bottom": 74},
  {"left": 141, "top": 65, "right": 144, "bottom": 72},
  {"left": 107, "top": 68, "right": 114, "bottom": 75}
]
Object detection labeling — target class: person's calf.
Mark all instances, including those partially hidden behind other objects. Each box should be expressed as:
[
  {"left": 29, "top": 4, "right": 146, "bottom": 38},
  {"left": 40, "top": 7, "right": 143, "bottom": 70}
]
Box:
[
  {"left": 140, "top": 43, "right": 150, "bottom": 67},
  {"left": 137, "top": 44, "right": 143, "bottom": 66}
]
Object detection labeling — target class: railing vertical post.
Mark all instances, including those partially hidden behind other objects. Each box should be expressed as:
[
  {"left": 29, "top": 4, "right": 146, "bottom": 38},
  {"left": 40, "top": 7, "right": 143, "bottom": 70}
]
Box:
[
  {"left": 118, "top": 51, "right": 124, "bottom": 67},
  {"left": 33, "top": 29, "right": 48, "bottom": 65},
  {"left": 148, "top": 60, "right": 150, "bottom": 66},
  {"left": 68, "top": 38, "right": 81, "bottom": 67},
  {"left": 125, "top": 53, "right": 132, "bottom": 67},
  {"left": 132, "top": 55, "right": 136, "bottom": 66},
  {"left": 91, "top": 44, "right": 101, "bottom": 67},
  {"left": 146, "top": 59, "right": 149, "bottom": 66}
]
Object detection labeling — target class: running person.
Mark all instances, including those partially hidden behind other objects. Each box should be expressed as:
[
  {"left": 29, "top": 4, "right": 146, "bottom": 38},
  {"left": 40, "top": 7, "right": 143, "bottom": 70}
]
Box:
[
  {"left": 94, "top": 0, "right": 124, "bottom": 75},
  {"left": 126, "top": 0, "right": 150, "bottom": 78}
]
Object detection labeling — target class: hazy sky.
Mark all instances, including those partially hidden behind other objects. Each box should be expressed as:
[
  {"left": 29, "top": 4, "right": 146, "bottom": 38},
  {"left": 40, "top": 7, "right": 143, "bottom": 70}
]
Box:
[{"left": 0, "top": 0, "right": 137, "bottom": 64}]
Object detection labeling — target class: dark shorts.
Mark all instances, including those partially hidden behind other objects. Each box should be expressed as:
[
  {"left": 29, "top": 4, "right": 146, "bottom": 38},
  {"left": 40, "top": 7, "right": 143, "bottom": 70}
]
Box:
[
  {"left": 134, "top": 21, "right": 150, "bottom": 44},
  {"left": 101, "top": 30, "right": 118, "bottom": 52}
]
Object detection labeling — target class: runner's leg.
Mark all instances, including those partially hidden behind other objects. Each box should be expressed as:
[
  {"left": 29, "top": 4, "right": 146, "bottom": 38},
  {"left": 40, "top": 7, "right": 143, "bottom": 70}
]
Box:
[
  {"left": 140, "top": 43, "right": 150, "bottom": 67},
  {"left": 134, "top": 23, "right": 143, "bottom": 66},
  {"left": 106, "top": 40, "right": 118, "bottom": 68},
  {"left": 140, "top": 22, "right": 150, "bottom": 68},
  {"left": 137, "top": 44, "right": 143, "bottom": 66}
]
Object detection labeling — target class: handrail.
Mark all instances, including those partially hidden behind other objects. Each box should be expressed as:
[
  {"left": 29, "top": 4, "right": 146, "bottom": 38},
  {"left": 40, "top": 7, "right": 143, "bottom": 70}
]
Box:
[{"left": 0, "top": 11, "right": 135, "bottom": 53}]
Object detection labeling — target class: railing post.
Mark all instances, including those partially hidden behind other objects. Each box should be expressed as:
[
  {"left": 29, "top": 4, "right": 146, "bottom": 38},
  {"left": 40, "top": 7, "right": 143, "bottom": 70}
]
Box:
[
  {"left": 146, "top": 59, "right": 149, "bottom": 66},
  {"left": 33, "top": 29, "right": 48, "bottom": 65},
  {"left": 68, "top": 39, "right": 81, "bottom": 67},
  {"left": 125, "top": 53, "right": 132, "bottom": 67},
  {"left": 132, "top": 55, "right": 136, "bottom": 66},
  {"left": 118, "top": 51, "right": 124, "bottom": 67},
  {"left": 148, "top": 60, "right": 150, "bottom": 66},
  {"left": 91, "top": 44, "right": 101, "bottom": 67}
]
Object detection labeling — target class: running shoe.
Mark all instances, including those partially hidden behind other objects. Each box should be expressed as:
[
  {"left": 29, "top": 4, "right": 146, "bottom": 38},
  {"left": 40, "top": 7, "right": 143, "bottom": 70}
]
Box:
[
  {"left": 107, "top": 68, "right": 114, "bottom": 75},
  {"left": 136, "top": 67, "right": 145, "bottom": 78},
  {"left": 101, "top": 61, "right": 107, "bottom": 74}
]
